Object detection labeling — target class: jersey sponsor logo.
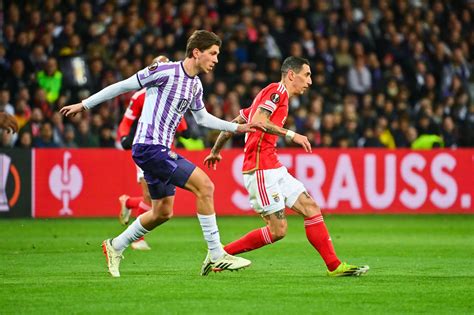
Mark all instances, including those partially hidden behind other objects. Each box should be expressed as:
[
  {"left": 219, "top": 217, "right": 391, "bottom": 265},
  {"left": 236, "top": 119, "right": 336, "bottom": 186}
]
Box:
[
  {"left": 0, "top": 154, "right": 20, "bottom": 212},
  {"left": 177, "top": 99, "right": 189, "bottom": 113},
  {"left": 270, "top": 93, "right": 280, "bottom": 103},
  {"left": 48, "top": 151, "right": 83, "bottom": 216},
  {"left": 148, "top": 62, "right": 158, "bottom": 71}
]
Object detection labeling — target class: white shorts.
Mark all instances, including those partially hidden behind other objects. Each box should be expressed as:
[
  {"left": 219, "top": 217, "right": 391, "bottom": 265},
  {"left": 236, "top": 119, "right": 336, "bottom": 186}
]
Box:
[
  {"left": 243, "top": 166, "right": 306, "bottom": 216},
  {"left": 136, "top": 165, "right": 144, "bottom": 182}
]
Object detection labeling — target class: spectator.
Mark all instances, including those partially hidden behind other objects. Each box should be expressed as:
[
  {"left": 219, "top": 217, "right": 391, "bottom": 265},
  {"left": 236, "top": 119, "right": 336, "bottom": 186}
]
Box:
[
  {"left": 22, "top": 108, "right": 43, "bottom": 138},
  {"left": 0, "top": 88, "right": 15, "bottom": 115},
  {"left": 76, "top": 120, "right": 99, "bottom": 148},
  {"left": 99, "top": 124, "right": 116, "bottom": 148},
  {"left": 347, "top": 56, "right": 372, "bottom": 96},
  {"left": 14, "top": 99, "right": 31, "bottom": 131},
  {"left": 37, "top": 57, "right": 63, "bottom": 104},
  {"left": 63, "top": 125, "right": 78, "bottom": 148},
  {"left": 15, "top": 130, "right": 33, "bottom": 149},
  {"left": 33, "top": 121, "right": 59, "bottom": 148}
]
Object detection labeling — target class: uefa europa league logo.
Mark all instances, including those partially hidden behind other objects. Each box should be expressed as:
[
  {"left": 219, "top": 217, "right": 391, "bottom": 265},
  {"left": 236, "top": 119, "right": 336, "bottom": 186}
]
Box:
[
  {"left": 0, "top": 154, "right": 11, "bottom": 211},
  {"left": 48, "top": 151, "right": 83, "bottom": 215}
]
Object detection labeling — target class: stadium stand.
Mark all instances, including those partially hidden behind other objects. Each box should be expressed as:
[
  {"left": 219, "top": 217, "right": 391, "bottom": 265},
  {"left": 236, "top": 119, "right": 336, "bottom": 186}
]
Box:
[{"left": 0, "top": 0, "right": 472, "bottom": 149}]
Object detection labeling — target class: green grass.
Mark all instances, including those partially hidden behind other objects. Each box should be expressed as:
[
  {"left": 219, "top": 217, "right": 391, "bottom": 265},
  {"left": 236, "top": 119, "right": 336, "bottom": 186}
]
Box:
[{"left": 1, "top": 215, "right": 473, "bottom": 314}]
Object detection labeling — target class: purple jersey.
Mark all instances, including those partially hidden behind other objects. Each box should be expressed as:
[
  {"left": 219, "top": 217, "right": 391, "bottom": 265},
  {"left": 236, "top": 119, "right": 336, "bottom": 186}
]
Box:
[{"left": 133, "top": 61, "right": 204, "bottom": 148}]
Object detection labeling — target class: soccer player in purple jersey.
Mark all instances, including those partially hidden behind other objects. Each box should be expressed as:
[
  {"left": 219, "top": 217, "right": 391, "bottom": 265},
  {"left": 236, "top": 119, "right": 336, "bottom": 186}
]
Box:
[{"left": 61, "top": 30, "right": 264, "bottom": 277}]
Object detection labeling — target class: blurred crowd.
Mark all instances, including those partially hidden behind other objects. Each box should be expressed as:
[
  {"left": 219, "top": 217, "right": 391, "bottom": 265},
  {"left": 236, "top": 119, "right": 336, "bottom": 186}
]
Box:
[{"left": 0, "top": 0, "right": 473, "bottom": 149}]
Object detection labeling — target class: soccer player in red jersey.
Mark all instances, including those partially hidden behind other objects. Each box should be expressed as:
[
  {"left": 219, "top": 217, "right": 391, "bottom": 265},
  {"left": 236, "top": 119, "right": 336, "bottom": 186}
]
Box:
[
  {"left": 116, "top": 60, "right": 189, "bottom": 250},
  {"left": 205, "top": 56, "right": 369, "bottom": 276}
]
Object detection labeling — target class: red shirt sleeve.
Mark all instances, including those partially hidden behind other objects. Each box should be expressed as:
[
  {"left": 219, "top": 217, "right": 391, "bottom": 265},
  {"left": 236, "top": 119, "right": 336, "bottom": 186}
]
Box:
[
  {"left": 176, "top": 117, "right": 188, "bottom": 132},
  {"left": 239, "top": 107, "right": 251, "bottom": 122},
  {"left": 117, "top": 90, "right": 145, "bottom": 139},
  {"left": 257, "top": 85, "right": 282, "bottom": 114}
]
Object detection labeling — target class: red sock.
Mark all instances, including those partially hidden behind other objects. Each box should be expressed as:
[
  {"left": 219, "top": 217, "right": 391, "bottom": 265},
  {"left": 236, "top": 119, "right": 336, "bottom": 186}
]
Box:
[
  {"left": 137, "top": 201, "right": 151, "bottom": 215},
  {"left": 304, "top": 214, "right": 341, "bottom": 271},
  {"left": 125, "top": 197, "right": 143, "bottom": 209},
  {"left": 224, "top": 226, "right": 273, "bottom": 255}
]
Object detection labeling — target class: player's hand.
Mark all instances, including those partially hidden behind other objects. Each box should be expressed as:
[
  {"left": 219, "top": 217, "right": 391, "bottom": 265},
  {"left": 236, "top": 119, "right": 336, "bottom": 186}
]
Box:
[
  {"left": 203, "top": 152, "right": 222, "bottom": 170},
  {"left": 59, "top": 102, "right": 85, "bottom": 117},
  {"left": 0, "top": 112, "right": 19, "bottom": 133},
  {"left": 293, "top": 133, "right": 312, "bottom": 153},
  {"left": 235, "top": 122, "right": 266, "bottom": 133}
]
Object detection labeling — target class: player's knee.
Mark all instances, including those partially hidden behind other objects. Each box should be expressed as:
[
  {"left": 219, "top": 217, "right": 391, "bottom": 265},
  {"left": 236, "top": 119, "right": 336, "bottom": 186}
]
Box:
[
  {"left": 151, "top": 206, "right": 173, "bottom": 222},
  {"left": 197, "top": 177, "right": 215, "bottom": 199},
  {"left": 157, "top": 209, "right": 173, "bottom": 221}
]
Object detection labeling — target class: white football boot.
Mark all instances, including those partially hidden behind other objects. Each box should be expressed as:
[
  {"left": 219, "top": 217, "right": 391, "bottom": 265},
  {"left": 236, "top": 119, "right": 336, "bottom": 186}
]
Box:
[
  {"left": 102, "top": 239, "right": 124, "bottom": 277},
  {"left": 201, "top": 251, "right": 251, "bottom": 276}
]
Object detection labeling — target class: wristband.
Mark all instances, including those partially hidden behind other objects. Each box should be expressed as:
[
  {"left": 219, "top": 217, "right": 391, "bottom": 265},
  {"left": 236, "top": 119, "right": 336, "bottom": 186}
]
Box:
[{"left": 285, "top": 130, "right": 296, "bottom": 141}]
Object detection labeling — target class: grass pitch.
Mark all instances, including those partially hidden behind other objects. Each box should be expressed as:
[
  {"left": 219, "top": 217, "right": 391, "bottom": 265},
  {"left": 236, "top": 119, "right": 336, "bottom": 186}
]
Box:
[{"left": 0, "top": 215, "right": 473, "bottom": 314}]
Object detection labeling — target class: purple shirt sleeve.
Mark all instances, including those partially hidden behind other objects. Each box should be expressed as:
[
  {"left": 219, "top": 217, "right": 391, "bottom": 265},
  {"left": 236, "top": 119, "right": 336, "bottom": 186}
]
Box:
[{"left": 136, "top": 62, "right": 175, "bottom": 88}]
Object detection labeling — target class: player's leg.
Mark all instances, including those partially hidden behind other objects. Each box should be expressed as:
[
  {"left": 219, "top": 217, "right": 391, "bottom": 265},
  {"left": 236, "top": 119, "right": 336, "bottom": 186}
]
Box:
[
  {"left": 182, "top": 165, "right": 251, "bottom": 275},
  {"left": 103, "top": 175, "right": 175, "bottom": 277},
  {"left": 102, "top": 195, "right": 174, "bottom": 277},
  {"left": 224, "top": 210, "right": 287, "bottom": 255},
  {"left": 119, "top": 167, "right": 151, "bottom": 225},
  {"left": 183, "top": 167, "right": 228, "bottom": 255},
  {"left": 290, "top": 191, "right": 341, "bottom": 271},
  {"left": 288, "top": 178, "right": 369, "bottom": 276},
  {"left": 132, "top": 145, "right": 250, "bottom": 274},
  {"left": 224, "top": 168, "right": 286, "bottom": 255},
  {"left": 131, "top": 177, "right": 153, "bottom": 250}
]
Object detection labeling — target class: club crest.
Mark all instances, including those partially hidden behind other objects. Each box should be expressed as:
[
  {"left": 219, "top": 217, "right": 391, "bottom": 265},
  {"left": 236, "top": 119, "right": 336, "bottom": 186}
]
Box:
[{"left": 272, "top": 193, "right": 280, "bottom": 202}]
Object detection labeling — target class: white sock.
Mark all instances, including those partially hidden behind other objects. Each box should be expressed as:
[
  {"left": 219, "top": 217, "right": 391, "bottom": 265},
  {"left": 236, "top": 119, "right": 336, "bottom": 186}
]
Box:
[
  {"left": 197, "top": 213, "right": 225, "bottom": 261},
  {"left": 112, "top": 215, "right": 149, "bottom": 253}
]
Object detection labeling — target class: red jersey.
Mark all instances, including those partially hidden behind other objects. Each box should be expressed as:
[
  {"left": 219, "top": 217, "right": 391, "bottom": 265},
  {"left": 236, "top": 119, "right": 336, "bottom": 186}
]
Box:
[
  {"left": 118, "top": 88, "right": 187, "bottom": 140},
  {"left": 240, "top": 82, "right": 289, "bottom": 173}
]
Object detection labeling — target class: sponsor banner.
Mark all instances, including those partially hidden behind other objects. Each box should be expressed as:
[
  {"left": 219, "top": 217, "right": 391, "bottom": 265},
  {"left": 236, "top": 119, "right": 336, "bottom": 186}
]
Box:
[
  {"left": 34, "top": 149, "right": 141, "bottom": 218},
  {"left": 205, "top": 149, "right": 474, "bottom": 213},
  {"left": 34, "top": 148, "right": 473, "bottom": 217},
  {"left": 199, "top": 149, "right": 473, "bottom": 214},
  {"left": 0, "top": 149, "right": 32, "bottom": 218}
]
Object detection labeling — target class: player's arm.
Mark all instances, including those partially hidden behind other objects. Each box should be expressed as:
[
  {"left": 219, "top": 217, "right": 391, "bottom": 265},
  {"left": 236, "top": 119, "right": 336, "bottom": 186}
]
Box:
[
  {"left": 204, "top": 115, "right": 246, "bottom": 170},
  {"left": 60, "top": 75, "right": 141, "bottom": 117},
  {"left": 252, "top": 107, "right": 312, "bottom": 153},
  {"left": 212, "top": 115, "right": 246, "bottom": 154},
  {"left": 191, "top": 106, "right": 264, "bottom": 134}
]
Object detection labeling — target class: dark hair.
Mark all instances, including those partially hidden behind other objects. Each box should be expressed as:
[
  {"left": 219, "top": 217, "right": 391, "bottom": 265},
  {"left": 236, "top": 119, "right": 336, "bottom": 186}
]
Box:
[
  {"left": 185, "top": 30, "right": 222, "bottom": 58},
  {"left": 281, "top": 56, "right": 310, "bottom": 75}
]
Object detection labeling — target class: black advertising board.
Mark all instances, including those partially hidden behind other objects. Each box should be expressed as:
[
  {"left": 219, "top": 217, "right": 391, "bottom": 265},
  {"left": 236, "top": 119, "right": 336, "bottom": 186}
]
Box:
[{"left": 0, "top": 149, "right": 31, "bottom": 218}]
